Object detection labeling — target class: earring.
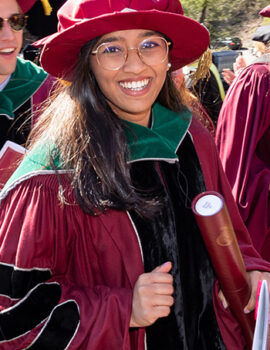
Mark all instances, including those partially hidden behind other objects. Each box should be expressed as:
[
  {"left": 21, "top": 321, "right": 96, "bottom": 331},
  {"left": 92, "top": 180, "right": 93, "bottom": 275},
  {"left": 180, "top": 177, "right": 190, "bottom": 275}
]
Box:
[{"left": 167, "top": 63, "right": 172, "bottom": 69}]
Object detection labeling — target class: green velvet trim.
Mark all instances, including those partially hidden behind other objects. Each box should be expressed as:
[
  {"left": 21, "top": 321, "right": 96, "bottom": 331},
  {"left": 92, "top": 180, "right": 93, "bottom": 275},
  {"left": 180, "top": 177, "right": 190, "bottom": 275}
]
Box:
[
  {"left": 2, "top": 143, "right": 62, "bottom": 192},
  {"left": 124, "top": 103, "right": 191, "bottom": 162},
  {"left": 0, "top": 57, "right": 48, "bottom": 119}
]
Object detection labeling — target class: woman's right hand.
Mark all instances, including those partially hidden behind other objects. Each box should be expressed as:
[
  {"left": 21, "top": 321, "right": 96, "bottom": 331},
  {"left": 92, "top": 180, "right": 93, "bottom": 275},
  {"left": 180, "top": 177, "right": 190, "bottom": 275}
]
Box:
[{"left": 130, "top": 261, "right": 174, "bottom": 328}]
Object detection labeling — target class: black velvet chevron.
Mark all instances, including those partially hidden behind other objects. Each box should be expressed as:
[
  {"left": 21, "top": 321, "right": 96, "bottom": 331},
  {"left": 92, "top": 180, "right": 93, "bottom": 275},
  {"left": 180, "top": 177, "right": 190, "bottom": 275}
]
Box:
[
  {"left": 0, "top": 263, "right": 51, "bottom": 299},
  {"left": 0, "top": 283, "right": 61, "bottom": 341},
  {"left": 0, "top": 99, "right": 32, "bottom": 149},
  {"left": 129, "top": 133, "right": 226, "bottom": 350},
  {"left": 28, "top": 301, "right": 80, "bottom": 350}
]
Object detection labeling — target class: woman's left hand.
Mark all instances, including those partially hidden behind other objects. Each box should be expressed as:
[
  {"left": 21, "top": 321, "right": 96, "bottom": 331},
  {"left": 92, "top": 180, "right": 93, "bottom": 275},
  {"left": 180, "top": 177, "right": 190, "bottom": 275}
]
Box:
[
  {"left": 218, "top": 270, "right": 270, "bottom": 313},
  {"left": 244, "top": 270, "right": 270, "bottom": 313}
]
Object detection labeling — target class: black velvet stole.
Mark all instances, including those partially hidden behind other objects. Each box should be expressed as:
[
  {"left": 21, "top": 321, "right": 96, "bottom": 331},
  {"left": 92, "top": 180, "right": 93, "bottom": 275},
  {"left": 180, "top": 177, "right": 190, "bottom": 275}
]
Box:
[
  {"left": 129, "top": 133, "right": 225, "bottom": 350},
  {"left": 0, "top": 99, "right": 32, "bottom": 149}
]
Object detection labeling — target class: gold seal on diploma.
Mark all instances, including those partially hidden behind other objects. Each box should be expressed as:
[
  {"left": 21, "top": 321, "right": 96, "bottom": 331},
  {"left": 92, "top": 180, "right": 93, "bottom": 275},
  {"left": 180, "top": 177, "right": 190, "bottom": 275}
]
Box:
[{"left": 216, "top": 226, "right": 234, "bottom": 246}]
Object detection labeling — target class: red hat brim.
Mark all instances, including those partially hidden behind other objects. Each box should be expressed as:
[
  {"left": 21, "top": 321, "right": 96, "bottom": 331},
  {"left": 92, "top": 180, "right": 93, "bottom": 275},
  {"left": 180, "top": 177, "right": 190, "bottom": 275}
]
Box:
[
  {"left": 259, "top": 5, "right": 270, "bottom": 17},
  {"left": 36, "top": 10, "right": 209, "bottom": 80}
]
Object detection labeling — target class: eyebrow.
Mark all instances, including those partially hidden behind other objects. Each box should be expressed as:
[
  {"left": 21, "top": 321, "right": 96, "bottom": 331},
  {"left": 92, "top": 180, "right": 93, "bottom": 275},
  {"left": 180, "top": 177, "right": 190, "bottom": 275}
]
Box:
[
  {"left": 97, "top": 31, "right": 160, "bottom": 45},
  {"left": 0, "top": 12, "right": 22, "bottom": 19}
]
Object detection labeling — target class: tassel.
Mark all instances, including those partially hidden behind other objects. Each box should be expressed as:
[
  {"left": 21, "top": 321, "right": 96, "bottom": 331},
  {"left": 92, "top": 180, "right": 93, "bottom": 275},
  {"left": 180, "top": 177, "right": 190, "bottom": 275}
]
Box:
[
  {"left": 40, "top": 0, "right": 53, "bottom": 16},
  {"left": 58, "top": 79, "right": 72, "bottom": 87},
  {"left": 189, "top": 48, "right": 212, "bottom": 86}
]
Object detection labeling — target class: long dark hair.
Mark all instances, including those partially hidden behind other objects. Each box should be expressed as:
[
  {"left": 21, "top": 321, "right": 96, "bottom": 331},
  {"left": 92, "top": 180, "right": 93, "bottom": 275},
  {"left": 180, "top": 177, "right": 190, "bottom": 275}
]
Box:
[{"left": 29, "top": 37, "right": 186, "bottom": 217}]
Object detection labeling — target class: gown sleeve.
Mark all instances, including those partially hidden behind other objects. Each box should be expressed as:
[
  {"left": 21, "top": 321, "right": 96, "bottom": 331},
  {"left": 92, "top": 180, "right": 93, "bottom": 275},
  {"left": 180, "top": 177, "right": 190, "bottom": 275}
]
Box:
[{"left": 0, "top": 175, "right": 134, "bottom": 350}]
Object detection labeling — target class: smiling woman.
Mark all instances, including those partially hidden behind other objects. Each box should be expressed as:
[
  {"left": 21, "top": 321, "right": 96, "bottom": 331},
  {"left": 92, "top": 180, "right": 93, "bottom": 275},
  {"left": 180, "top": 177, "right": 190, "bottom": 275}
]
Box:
[{"left": 0, "top": 0, "right": 270, "bottom": 349}]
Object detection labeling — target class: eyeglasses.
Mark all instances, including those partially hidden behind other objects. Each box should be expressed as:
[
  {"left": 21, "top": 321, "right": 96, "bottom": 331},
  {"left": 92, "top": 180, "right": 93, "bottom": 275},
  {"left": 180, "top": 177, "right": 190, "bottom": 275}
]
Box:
[
  {"left": 91, "top": 36, "right": 171, "bottom": 71},
  {"left": 0, "top": 14, "right": 28, "bottom": 32}
]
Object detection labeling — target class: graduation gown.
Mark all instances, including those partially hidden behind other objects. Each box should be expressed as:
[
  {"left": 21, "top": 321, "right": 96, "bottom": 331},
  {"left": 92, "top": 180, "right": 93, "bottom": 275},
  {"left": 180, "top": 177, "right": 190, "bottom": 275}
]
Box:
[
  {"left": 216, "top": 58, "right": 270, "bottom": 261},
  {"left": 0, "top": 103, "right": 269, "bottom": 349}
]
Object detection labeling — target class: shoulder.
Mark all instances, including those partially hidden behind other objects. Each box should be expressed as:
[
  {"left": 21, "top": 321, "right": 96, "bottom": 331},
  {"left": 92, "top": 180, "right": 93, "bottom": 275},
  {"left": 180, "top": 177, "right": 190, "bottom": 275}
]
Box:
[
  {"left": 238, "top": 61, "right": 270, "bottom": 81},
  {"left": 188, "top": 116, "right": 218, "bottom": 164},
  {"left": 219, "top": 61, "right": 270, "bottom": 113},
  {"left": 190, "top": 115, "right": 220, "bottom": 160},
  {"left": 189, "top": 116, "right": 215, "bottom": 146},
  {"left": 188, "top": 116, "right": 222, "bottom": 189},
  {"left": 0, "top": 142, "right": 66, "bottom": 200}
]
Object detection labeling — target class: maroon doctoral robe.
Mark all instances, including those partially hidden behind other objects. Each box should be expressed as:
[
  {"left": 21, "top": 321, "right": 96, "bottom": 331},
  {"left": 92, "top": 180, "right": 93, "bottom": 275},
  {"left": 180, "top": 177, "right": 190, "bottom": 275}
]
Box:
[
  {"left": 0, "top": 109, "right": 269, "bottom": 349},
  {"left": 216, "top": 58, "right": 270, "bottom": 261}
]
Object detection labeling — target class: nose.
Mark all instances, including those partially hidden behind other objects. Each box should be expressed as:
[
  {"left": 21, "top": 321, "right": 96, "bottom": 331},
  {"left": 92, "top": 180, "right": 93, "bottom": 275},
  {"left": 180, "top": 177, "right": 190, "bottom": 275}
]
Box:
[
  {"left": 122, "top": 48, "right": 146, "bottom": 73},
  {"left": 0, "top": 20, "right": 16, "bottom": 40}
]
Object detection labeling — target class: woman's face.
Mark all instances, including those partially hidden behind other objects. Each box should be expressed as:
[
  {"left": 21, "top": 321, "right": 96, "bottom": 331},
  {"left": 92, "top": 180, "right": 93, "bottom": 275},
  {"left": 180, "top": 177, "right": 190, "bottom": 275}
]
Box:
[{"left": 90, "top": 29, "right": 170, "bottom": 127}]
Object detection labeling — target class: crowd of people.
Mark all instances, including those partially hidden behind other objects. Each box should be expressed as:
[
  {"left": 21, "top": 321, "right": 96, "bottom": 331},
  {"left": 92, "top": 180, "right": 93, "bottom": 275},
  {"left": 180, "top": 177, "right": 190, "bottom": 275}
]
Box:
[{"left": 0, "top": 0, "right": 269, "bottom": 349}]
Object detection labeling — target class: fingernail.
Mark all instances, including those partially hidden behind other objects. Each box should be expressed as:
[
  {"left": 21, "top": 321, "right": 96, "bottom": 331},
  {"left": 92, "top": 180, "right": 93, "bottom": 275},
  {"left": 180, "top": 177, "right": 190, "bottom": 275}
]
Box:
[
  {"left": 244, "top": 309, "right": 251, "bottom": 314},
  {"left": 222, "top": 301, "right": 228, "bottom": 309}
]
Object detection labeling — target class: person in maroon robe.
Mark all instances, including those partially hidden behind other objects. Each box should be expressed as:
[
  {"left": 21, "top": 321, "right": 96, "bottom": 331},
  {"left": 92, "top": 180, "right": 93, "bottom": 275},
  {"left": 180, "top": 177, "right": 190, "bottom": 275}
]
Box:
[{"left": 215, "top": 8, "right": 270, "bottom": 261}]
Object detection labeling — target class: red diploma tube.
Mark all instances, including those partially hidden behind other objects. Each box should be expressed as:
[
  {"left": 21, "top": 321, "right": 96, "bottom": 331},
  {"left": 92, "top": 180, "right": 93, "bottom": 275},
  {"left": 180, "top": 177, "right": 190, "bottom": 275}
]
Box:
[{"left": 192, "top": 191, "right": 255, "bottom": 349}]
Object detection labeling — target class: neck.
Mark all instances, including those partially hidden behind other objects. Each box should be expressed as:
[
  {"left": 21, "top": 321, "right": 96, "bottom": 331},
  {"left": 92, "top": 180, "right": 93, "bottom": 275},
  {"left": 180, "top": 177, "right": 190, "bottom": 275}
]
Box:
[
  {"left": 109, "top": 104, "right": 152, "bottom": 127},
  {"left": 118, "top": 113, "right": 151, "bottom": 127}
]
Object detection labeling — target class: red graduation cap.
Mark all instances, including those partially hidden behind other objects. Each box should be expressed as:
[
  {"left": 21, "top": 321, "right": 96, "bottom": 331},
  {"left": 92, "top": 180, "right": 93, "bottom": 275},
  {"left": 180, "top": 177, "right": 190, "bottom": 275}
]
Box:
[
  {"left": 259, "top": 5, "right": 270, "bottom": 18},
  {"left": 35, "top": 0, "right": 210, "bottom": 80}
]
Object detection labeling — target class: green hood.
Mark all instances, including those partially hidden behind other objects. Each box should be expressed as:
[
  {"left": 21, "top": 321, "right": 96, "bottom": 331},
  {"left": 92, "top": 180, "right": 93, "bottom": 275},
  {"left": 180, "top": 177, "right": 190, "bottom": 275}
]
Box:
[
  {"left": 0, "top": 57, "right": 48, "bottom": 119},
  {"left": 124, "top": 103, "right": 191, "bottom": 162}
]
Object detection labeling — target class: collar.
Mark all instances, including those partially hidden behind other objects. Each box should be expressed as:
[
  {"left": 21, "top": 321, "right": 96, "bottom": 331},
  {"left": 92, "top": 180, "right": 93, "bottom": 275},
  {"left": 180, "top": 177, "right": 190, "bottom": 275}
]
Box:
[
  {"left": 124, "top": 102, "right": 192, "bottom": 163},
  {"left": 0, "top": 57, "right": 48, "bottom": 119},
  {"left": 0, "top": 75, "right": 11, "bottom": 91}
]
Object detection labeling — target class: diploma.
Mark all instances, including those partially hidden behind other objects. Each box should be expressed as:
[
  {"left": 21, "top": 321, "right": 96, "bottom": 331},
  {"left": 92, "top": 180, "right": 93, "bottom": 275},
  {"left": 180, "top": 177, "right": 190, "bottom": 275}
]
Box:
[
  {"left": 0, "top": 141, "right": 26, "bottom": 190},
  {"left": 252, "top": 280, "right": 269, "bottom": 350},
  {"left": 192, "top": 191, "right": 255, "bottom": 349}
]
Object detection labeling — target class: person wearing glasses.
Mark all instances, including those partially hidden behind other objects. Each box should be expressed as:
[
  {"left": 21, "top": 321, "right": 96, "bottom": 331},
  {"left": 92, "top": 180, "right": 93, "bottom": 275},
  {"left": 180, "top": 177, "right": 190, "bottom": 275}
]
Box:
[
  {"left": 0, "top": 0, "right": 50, "bottom": 149},
  {"left": 0, "top": 0, "right": 270, "bottom": 349}
]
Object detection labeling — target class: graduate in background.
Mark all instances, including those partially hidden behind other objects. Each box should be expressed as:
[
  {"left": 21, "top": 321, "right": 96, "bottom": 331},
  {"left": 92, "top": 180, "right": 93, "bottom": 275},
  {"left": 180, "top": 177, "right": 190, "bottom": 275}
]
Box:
[
  {"left": 0, "top": 0, "right": 51, "bottom": 149},
  {"left": 216, "top": 6, "right": 270, "bottom": 262}
]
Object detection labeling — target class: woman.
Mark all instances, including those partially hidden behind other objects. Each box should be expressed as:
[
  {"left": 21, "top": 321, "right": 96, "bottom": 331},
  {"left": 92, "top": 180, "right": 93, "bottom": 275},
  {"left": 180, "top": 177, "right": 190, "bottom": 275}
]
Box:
[{"left": 0, "top": 0, "right": 270, "bottom": 349}]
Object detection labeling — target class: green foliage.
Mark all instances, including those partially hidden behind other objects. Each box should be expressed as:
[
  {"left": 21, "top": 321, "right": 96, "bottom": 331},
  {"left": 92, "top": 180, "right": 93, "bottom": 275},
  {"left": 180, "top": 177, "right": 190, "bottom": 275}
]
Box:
[{"left": 181, "top": 0, "right": 270, "bottom": 40}]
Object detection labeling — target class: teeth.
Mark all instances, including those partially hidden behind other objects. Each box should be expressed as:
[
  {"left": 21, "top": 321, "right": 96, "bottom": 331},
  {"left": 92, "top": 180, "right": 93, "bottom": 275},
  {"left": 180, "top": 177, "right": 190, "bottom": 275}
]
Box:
[
  {"left": 120, "top": 79, "right": 150, "bottom": 91},
  {"left": 0, "top": 48, "right": 14, "bottom": 53}
]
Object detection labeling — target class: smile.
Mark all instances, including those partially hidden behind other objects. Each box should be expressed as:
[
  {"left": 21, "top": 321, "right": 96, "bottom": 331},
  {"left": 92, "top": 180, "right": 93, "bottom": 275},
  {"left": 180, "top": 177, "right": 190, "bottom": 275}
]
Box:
[
  {"left": 119, "top": 79, "right": 151, "bottom": 91},
  {"left": 0, "top": 48, "right": 15, "bottom": 54}
]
